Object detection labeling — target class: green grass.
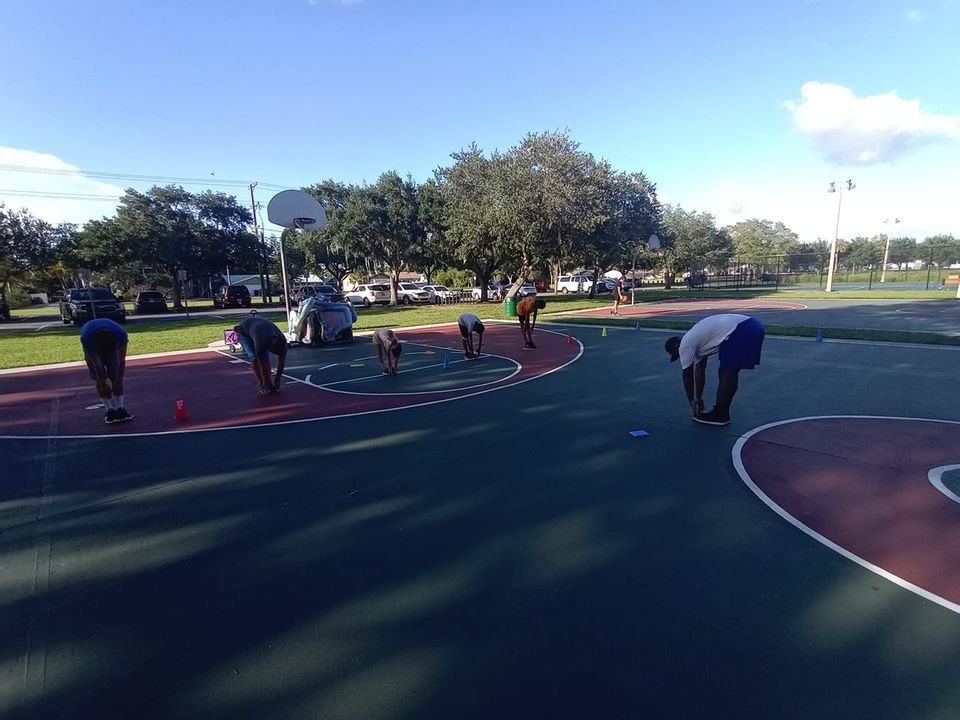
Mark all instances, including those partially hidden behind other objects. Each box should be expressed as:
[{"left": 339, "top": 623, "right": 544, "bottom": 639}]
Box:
[
  {"left": 0, "top": 297, "right": 607, "bottom": 370},
  {"left": 547, "top": 315, "right": 960, "bottom": 347},
  {"left": 3, "top": 291, "right": 957, "bottom": 370}
]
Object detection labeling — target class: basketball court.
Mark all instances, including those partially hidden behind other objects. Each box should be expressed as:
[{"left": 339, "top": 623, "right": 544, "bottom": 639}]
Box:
[{"left": 2, "top": 320, "right": 960, "bottom": 719}]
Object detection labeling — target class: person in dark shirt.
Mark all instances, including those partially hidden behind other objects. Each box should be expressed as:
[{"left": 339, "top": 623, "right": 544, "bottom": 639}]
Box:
[
  {"left": 234, "top": 314, "right": 288, "bottom": 394},
  {"left": 80, "top": 318, "right": 133, "bottom": 424}
]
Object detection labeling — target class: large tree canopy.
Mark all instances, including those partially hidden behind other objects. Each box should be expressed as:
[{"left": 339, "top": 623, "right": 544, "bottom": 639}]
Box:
[
  {"left": 658, "top": 205, "right": 732, "bottom": 287},
  {"left": 0, "top": 204, "right": 55, "bottom": 293},
  {"left": 79, "top": 186, "right": 258, "bottom": 306}
]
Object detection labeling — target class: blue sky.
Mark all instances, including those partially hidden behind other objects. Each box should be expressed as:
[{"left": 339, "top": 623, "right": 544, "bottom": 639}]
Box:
[{"left": 1, "top": 0, "right": 958, "bottom": 241}]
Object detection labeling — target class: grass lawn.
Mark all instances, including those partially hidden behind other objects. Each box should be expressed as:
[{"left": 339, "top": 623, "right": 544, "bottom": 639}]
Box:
[
  {"left": 3, "top": 290, "right": 957, "bottom": 370},
  {"left": 0, "top": 296, "right": 611, "bottom": 370}
]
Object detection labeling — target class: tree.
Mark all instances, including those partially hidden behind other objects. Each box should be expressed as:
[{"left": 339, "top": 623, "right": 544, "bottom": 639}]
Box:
[
  {"left": 496, "top": 131, "right": 602, "bottom": 298},
  {"left": 0, "top": 204, "right": 55, "bottom": 293},
  {"left": 886, "top": 236, "right": 918, "bottom": 270},
  {"left": 342, "top": 172, "right": 425, "bottom": 305},
  {"left": 726, "top": 219, "right": 799, "bottom": 271},
  {"left": 844, "top": 236, "right": 883, "bottom": 270},
  {"left": 79, "top": 186, "right": 258, "bottom": 307},
  {"left": 412, "top": 178, "right": 452, "bottom": 285},
  {"left": 298, "top": 180, "right": 361, "bottom": 286},
  {"left": 579, "top": 169, "right": 662, "bottom": 298},
  {"left": 920, "top": 235, "right": 960, "bottom": 267},
  {"left": 658, "top": 206, "right": 732, "bottom": 288},
  {"left": 438, "top": 146, "right": 505, "bottom": 302}
]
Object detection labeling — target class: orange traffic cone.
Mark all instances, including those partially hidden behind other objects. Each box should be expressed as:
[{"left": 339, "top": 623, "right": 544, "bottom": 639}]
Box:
[
  {"left": 174, "top": 397, "right": 189, "bottom": 421},
  {"left": 567, "top": 334, "right": 574, "bottom": 346}
]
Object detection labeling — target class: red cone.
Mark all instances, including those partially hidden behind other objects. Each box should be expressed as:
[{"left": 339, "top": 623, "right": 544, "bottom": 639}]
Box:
[{"left": 174, "top": 397, "right": 189, "bottom": 421}]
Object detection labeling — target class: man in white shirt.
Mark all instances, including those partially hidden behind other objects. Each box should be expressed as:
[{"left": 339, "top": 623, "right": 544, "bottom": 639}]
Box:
[
  {"left": 458, "top": 313, "right": 485, "bottom": 359},
  {"left": 663, "top": 314, "right": 765, "bottom": 426}
]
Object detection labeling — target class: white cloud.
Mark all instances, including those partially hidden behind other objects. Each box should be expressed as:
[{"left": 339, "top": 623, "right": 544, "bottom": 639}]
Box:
[
  {"left": 784, "top": 82, "right": 960, "bottom": 164},
  {"left": 907, "top": 9, "right": 924, "bottom": 21},
  {"left": 0, "top": 147, "right": 124, "bottom": 226}
]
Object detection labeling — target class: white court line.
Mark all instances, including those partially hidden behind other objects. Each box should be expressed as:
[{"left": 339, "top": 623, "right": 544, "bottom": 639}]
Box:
[
  {"left": 733, "top": 415, "right": 960, "bottom": 616},
  {"left": 315, "top": 355, "right": 522, "bottom": 396},
  {"left": 1, "top": 327, "right": 583, "bottom": 439},
  {"left": 929, "top": 465, "right": 960, "bottom": 504}
]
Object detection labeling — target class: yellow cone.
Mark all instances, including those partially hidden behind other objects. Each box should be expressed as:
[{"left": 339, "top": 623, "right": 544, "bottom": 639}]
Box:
[{"left": 601, "top": 327, "right": 608, "bottom": 337}]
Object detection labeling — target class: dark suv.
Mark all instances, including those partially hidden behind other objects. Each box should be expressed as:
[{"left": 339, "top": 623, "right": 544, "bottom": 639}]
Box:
[
  {"left": 213, "top": 284, "right": 252, "bottom": 309},
  {"left": 133, "top": 290, "right": 168, "bottom": 314},
  {"left": 60, "top": 288, "right": 126, "bottom": 325}
]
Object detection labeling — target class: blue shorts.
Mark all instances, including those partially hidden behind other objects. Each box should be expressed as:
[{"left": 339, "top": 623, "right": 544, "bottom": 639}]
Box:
[
  {"left": 718, "top": 317, "right": 765, "bottom": 372},
  {"left": 239, "top": 335, "right": 257, "bottom": 361}
]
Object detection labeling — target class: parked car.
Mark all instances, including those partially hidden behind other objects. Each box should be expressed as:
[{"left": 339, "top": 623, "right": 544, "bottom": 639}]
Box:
[
  {"left": 516, "top": 284, "right": 538, "bottom": 298},
  {"left": 290, "top": 284, "right": 344, "bottom": 304},
  {"left": 534, "top": 281, "right": 550, "bottom": 293},
  {"left": 213, "top": 284, "right": 252, "bottom": 308},
  {"left": 556, "top": 275, "right": 595, "bottom": 293},
  {"left": 420, "top": 285, "right": 459, "bottom": 304},
  {"left": 397, "top": 282, "right": 430, "bottom": 305},
  {"left": 133, "top": 290, "right": 168, "bottom": 314},
  {"left": 344, "top": 284, "right": 391, "bottom": 307},
  {"left": 60, "top": 287, "right": 126, "bottom": 325},
  {"left": 470, "top": 284, "right": 503, "bottom": 301},
  {"left": 0, "top": 291, "right": 10, "bottom": 321}
]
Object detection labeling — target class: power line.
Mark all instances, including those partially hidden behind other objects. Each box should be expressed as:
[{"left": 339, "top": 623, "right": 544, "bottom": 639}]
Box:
[
  {"left": 0, "top": 189, "right": 122, "bottom": 201},
  {"left": 0, "top": 163, "right": 289, "bottom": 190}
]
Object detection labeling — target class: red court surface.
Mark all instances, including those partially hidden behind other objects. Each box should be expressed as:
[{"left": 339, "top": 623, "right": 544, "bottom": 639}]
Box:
[
  {"left": 0, "top": 325, "right": 579, "bottom": 438},
  {"left": 568, "top": 298, "right": 806, "bottom": 319},
  {"left": 735, "top": 416, "right": 960, "bottom": 613}
]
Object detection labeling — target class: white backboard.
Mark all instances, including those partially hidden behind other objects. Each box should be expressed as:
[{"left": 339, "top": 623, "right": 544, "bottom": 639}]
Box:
[{"left": 267, "top": 190, "right": 328, "bottom": 230}]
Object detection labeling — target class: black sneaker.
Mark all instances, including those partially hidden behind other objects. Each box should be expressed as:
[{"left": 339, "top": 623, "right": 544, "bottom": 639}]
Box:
[
  {"left": 104, "top": 409, "right": 119, "bottom": 424},
  {"left": 693, "top": 408, "right": 730, "bottom": 426},
  {"left": 115, "top": 408, "right": 135, "bottom": 423}
]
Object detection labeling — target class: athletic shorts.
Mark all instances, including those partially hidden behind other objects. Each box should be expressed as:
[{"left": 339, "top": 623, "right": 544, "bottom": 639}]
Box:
[
  {"left": 239, "top": 335, "right": 257, "bottom": 361},
  {"left": 86, "top": 353, "right": 121, "bottom": 383},
  {"left": 718, "top": 317, "right": 765, "bottom": 372}
]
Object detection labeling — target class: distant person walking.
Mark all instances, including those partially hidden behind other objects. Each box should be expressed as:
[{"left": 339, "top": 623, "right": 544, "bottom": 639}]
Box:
[
  {"left": 373, "top": 328, "right": 403, "bottom": 375},
  {"left": 458, "top": 313, "right": 485, "bottom": 359},
  {"left": 516, "top": 297, "right": 546, "bottom": 350},
  {"left": 80, "top": 318, "right": 133, "bottom": 424},
  {"left": 611, "top": 276, "right": 627, "bottom": 316},
  {"left": 664, "top": 313, "right": 765, "bottom": 426},
  {"left": 234, "top": 314, "right": 288, "bottom": 395}
]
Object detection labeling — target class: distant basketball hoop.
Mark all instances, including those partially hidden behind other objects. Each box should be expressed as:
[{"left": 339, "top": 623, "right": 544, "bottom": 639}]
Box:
[{"left": 267, "top": 190, "right": 329, "bottom": 321}]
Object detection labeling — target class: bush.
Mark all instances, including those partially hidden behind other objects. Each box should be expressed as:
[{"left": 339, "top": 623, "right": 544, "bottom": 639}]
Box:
[
  {"left": 434, "top": 268, "right": 474, "bottom": 289},
  {"left": 5, "top": 287, "right": 30, "bottom": 309}
]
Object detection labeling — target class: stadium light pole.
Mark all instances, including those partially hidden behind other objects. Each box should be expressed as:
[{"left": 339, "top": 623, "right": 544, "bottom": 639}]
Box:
[
  {"left": 825, "top": 179, "right": 855, "bottom": 293},
  {"left": 880, "top": 217, "right": 900, "bottom": 283}
]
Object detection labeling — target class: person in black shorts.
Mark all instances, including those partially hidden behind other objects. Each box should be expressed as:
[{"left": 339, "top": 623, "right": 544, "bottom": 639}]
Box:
[
  {"left": 80, "top": 318, "right": 133, "bottom": 424},
  {"left": 234, "top": 314, "right": 288, "bottom": 395},
  {"left": 458, "top": 313, "right": 485, "bottom": 359},
  {"left": 516, "top": 297, "right": 546, "bottom": 349}
]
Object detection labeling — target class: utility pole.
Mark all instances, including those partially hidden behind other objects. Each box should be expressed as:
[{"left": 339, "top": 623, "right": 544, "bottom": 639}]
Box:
[
  {"left": 880, "top": 218, "right": 900, "bottom": 283},
  {"left": 250, "top": 183, "right": 270, "bottom": 304},
  {"left": 825, "top": 179, "right": 855, "bottom": 293}
]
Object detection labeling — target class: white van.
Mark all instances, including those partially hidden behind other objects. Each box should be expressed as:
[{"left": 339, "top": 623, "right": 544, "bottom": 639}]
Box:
[{"left": 556, "top": 275, "right": 594, "bottom": 293}]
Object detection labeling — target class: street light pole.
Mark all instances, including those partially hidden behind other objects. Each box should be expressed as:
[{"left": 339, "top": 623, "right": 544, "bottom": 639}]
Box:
[
  {"left": 825, "top": 180, "right": 855, "bottom": 293},
  {"left": 880, "top": 217, "right": 900, "bottom": 283}
]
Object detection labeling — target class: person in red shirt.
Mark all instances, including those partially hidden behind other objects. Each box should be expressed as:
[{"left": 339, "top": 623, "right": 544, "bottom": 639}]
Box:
[{"left": 516, "top": 297, "right": 546, "bottom": 349}]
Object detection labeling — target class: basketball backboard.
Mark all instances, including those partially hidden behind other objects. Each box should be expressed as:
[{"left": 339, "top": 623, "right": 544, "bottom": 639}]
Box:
[
  {"left": 267, "top": 190, "right": 328, "bottom": 230},
  {"left": 647, "top": 234, "right": 661, "bottom": 252}
]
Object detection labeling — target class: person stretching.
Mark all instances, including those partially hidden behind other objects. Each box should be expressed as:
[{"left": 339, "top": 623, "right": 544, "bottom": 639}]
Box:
[
  {"left": 664, "top": 313, "right": 765, "bottom": 426},
  {"left": 80, "top": 318, "right": 133, "bottom": 424},
  {"left": 234, "top": 314, "right": 288, "bottom": 395},
  {"left": 458, "top": 313, "right": 485, "bottom": 359},
  {"left": 516, "top": 297, "right": 546, "bottom": 350},
  {"left": 373, "top": 328, "right": 403, "bottom": 375}
]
